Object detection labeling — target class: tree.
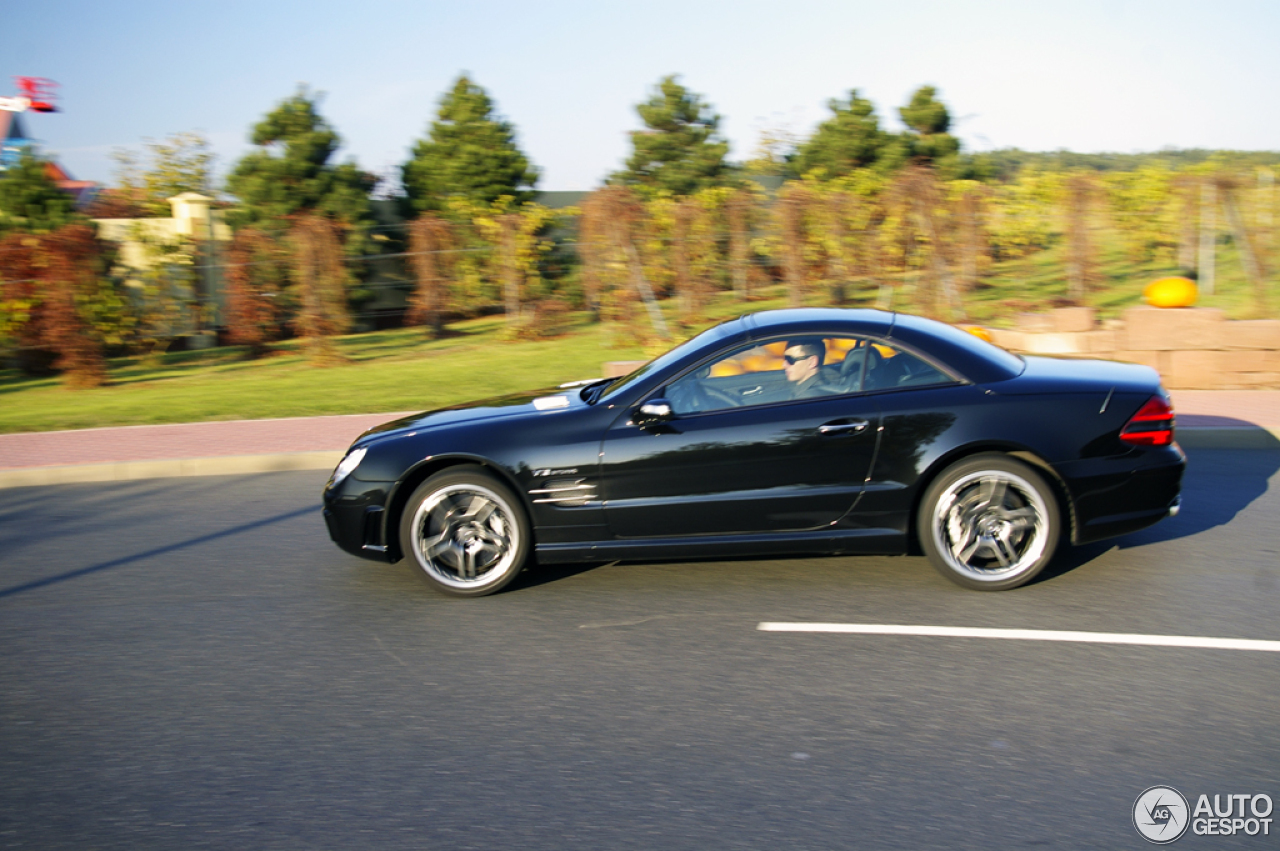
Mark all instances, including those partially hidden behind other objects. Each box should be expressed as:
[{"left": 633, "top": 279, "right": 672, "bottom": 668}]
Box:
[
  {"left": 469, "top": 201, "right": 558, "bottom": 336},
  {"left": 406, "top": 214, "right": 455, "bottom": 338},
  {"left": 793, "top": 90, "right": 894, "bottom": 178},
  {"left": 1063, "top": 172, "right": 1100, "bottom": 302},
  {"left": 988, "top": 167, "right": 1062, "bottom": 262},
  {"left": 225, "top": 227, "right": 289, "bottom": 358},
  {"left": 0, "top": 224, "right": 107, "bottom": 385},
  {"left": 774, "top": 182, "right": 816, "bottom": 307},
  {"left": 225, "top": 88, "right": 376, "bottom": 238},
  {"left": 1102, "top": 165, "right": 1176, "bottom": 263},
  {"left": 615, "top": 75, "right": 731, "bottom": 197},
  {"left": 725, "top": 186, "right": 764, "bottom": 300},
  {"left": 579, "top": 187, "right": 670, "bottom": 342},
  {"left": 111, "top": 132, "right": 215, "bottom": 217},
  {"left": 0, "top": 150, "right": 79, "bottom": 235},
  {"left": 289, "top": 215, "right": 351, "bottom": 365},
  {"left": 402, "top": 75, "right": 539, "bottom": 214},
  {"left": 898, "top": 86, "right": 962, "bottom": 169}
]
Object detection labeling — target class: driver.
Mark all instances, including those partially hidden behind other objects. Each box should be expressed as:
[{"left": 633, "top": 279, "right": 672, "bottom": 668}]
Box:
[{"left": 783, "top": 338, "right": 834, "bottom": 399}]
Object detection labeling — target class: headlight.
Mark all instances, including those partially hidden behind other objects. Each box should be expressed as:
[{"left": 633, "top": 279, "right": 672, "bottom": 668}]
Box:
[{"left": 329, "top": 446, "right": 367, "bottom": 488}]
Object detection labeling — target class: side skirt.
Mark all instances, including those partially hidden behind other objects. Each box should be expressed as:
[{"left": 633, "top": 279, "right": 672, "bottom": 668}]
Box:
[{"left": 534, "top": 528, "right": 906, "bottom": 565}]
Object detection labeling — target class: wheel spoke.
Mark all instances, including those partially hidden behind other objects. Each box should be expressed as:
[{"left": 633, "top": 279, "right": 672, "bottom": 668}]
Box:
[
  {"left": 464, "top": 496, "right": 495, "bottom": 524},
  {"left": 992, "top": 530, "right": 1019, "bottom": 567},
  {"left": 956, "top": 533, "right": 983, "bottom": 564},
  {"left": 947, "top": 509, "right": 980, "bottom": 562},
  {"left": 429, "top": 502, "right": 459, "bottom": 530},
  {"left": 475, "top": 528, "right": 509, "bottom": 553},
  {"left": 1002, "top": 506, "right": 1039, "bottom": 532},
  {"left": 978, "top": 476, "right": 1007, "bottom": 509},
  {"left": 422, "top": 529, "right": 453, "bottom": 560},
  {"left": 461, "top": 544, "right": 477, "bottom": 579}
]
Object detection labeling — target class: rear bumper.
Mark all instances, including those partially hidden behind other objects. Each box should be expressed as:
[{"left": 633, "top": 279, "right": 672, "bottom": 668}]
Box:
[{"left": 1061, "top": 445, "right": 1185, "bottom": 545}]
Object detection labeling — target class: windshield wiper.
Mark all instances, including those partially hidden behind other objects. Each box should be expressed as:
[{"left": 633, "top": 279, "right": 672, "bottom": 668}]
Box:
[{"left": 579, "top": 379, "right": 612, "bottom": 404}]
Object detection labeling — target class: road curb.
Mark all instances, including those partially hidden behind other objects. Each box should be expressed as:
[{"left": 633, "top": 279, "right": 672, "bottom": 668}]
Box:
[{"left": 0, "top": 428, "right": 1276, "bottom": 490}]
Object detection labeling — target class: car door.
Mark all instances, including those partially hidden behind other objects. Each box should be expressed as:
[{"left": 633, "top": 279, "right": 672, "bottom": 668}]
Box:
[
  {"left": 599, "top": 336, "right": 882, "bottom": 538},
  {"left": 844, "top": 342, "right": 969, "bottom": 533}
]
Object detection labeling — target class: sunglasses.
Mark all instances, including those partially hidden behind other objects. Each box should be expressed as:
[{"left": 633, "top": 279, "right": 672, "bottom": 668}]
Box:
[{"left": 783, "top": 353, "right": 811, "bottom": 365}]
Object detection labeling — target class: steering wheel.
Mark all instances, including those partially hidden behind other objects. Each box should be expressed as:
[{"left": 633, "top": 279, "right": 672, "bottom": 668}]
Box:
[
  {"left": 666, "top": 380, "right": 702, "bottom": 413},
  {"left": 700, "top": 384, "right": 740, "bottom": 410},
  {"left": 667, "top": 379, "right": 738, "bottom": 414}
]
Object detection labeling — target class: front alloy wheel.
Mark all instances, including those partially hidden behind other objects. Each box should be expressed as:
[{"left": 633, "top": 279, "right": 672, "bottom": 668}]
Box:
[
  {"left": 920, "top": 454, "right": 1061, "bottom": 591},
  {"left": 399, "top": 467, "right": 530, "bottom": 597}
]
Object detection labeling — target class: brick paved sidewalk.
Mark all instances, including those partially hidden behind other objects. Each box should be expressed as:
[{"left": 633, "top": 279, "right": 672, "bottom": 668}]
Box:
[
  {"left": 0, "top": 412, "right": 412, "bottom": 469},
  {"left": 1, "top": 391, "right": 1278, "bottom": 489}
]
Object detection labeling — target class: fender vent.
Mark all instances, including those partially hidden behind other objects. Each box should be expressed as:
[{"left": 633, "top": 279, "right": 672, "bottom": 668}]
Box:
[{"left": 530, "top": 478, "right": 596, "bottom": 507}]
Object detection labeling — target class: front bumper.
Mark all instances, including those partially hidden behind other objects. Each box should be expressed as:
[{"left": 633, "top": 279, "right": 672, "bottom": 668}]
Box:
[{"left": 323, "top": 477, "right": 395, "bottom": 562}]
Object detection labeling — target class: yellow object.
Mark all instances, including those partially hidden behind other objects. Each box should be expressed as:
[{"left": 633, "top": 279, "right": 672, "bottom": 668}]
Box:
[
  {"left": 709, "top": 362, "right": 746, "bottom": 377},
  {"left": 959, "top": 325, "right": 994, "bottom": 343},
  {"left": 1144, "top": 276, "right": 1198, "bottom": 308}
]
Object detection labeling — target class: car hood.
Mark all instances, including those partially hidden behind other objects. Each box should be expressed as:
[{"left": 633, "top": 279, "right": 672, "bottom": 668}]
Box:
[
  {"left": 992, "top": 355, "right": 1163, "bottom": 395},
  {"left": 353, "top": 385, "right": 592, "bottom": 445}
]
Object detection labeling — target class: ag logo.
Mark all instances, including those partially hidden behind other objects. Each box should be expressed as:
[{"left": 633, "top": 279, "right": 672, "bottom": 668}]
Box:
[{"left": 1134, "top": 786, "right": 1190, "bottom": 843}]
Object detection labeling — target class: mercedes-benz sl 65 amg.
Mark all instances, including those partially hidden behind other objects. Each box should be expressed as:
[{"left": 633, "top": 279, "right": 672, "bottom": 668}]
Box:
[{"left": 323, "top": 309, "right": 1184, "bottom": 596}]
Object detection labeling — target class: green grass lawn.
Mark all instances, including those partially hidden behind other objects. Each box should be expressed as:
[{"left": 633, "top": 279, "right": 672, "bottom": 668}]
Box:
[{"left": 1, "top": 238, "right": 1273, "bottom": 434}]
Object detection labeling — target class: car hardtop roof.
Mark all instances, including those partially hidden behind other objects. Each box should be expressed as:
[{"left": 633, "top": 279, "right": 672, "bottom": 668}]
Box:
[
  {"left": 737, "top": 308, "right": 1022, "bottom": 383},
  {"left": 738, "top": 307, "right": 895, "bottom": 339}
]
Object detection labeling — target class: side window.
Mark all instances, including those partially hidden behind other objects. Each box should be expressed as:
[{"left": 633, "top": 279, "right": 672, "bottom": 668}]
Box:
[
  {"left": 665, "top": 336, "right": 874, "bottom": 414},
  {"left": 863, "top": 344, "right": 953, "bottom": 391}
]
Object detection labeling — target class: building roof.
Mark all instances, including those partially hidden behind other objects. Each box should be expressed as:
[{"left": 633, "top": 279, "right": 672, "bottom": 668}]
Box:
[{"left": 1, "top": 111, "right": 29, "bottom": 142}]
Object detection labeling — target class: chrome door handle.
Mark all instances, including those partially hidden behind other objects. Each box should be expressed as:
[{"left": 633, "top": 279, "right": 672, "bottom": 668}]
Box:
[{"left": 818, "top": 419, "right": 869, "bottom": 436}]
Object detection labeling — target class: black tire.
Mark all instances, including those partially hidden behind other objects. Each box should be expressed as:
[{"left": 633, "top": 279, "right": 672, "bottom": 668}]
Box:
[
  {"left": 398, "top": 466, "right": 530, "bottom": 597},
  {"left": 918, "top": 454, "right": 1061, "bottom": 591}
]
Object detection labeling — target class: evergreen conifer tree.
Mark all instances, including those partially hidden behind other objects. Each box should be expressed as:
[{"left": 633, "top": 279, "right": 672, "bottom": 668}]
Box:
[
  {"left": 615, "top": 75, "right": 731, "bottom": 197},
  {"left": 401, "top": 75, "right": 539, "bottom": 214},
  {"left": 0, "top": 150, "right": 79, "bottom": 235},
  {"left": 225, "top": 88, "right": 375, "bottom": 238}
]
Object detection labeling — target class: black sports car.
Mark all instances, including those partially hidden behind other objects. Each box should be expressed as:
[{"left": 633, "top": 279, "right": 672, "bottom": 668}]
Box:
[{"left": 323, "top": 308, "right": 1184, "bottom": 596}]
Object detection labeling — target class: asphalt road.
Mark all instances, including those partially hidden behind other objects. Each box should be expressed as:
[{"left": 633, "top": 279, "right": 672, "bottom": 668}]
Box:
[{"left": 2, "top": 448, "right": 1278, "bottom": 850}]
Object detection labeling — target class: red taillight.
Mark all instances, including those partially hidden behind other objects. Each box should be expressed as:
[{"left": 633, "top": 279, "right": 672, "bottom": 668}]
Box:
[{"left": 1121, "top": 396, "right": 1175, "bottom": 446}]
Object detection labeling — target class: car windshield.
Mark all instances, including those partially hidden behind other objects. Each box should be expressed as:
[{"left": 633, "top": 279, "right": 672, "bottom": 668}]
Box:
[{"left": 588, "top": 323, "right": 731, "bottom": 404}]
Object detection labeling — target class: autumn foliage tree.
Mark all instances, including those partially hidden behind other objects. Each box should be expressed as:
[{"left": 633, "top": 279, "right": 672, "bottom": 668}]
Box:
[
  {"left": 725, "top": 187, "right": 762, "bottom": 301},
  {"left": 225, "top": 227, "right": 289, "bottom": 358},
  {"left": 0, "top": 224, "right": 108, "bottom": 386},
  {"left": 579, "top": 187, "right": 670, "bottom": 342},
  {"left": 406, "top": 214, "right": 454, "bottom": 338},
  {"left": 289, "top": 215, "right": 351, "bottom": 365},
  {"left": 1063, "top": 172, "right": 1100, "bottom": 302},
  {"left": 775, "top": 182, "right": 815, "bottom": 307}
]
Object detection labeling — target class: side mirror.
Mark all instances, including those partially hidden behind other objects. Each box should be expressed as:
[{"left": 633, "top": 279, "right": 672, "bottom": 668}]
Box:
[{"left": 634, "top": 399, "right": 674, "bottom": 428}]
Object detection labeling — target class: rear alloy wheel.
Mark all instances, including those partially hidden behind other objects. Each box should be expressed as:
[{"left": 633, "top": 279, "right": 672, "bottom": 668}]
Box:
[
  {"left": 919, "top": 454, "right": 1060, "bottom": 591},
  {"left": 399, "top": 467, "right": 530, "bottom": 597}
]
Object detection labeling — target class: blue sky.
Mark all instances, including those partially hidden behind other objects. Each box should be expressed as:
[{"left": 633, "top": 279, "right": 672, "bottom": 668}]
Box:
[{"left": 3, "top": 0, "right": 1278, "bottom": 191}]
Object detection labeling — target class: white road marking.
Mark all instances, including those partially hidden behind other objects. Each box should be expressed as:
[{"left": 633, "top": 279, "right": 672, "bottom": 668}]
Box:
[{"left": 756, "top": 623, "right": 1280, "bottom": 653}]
